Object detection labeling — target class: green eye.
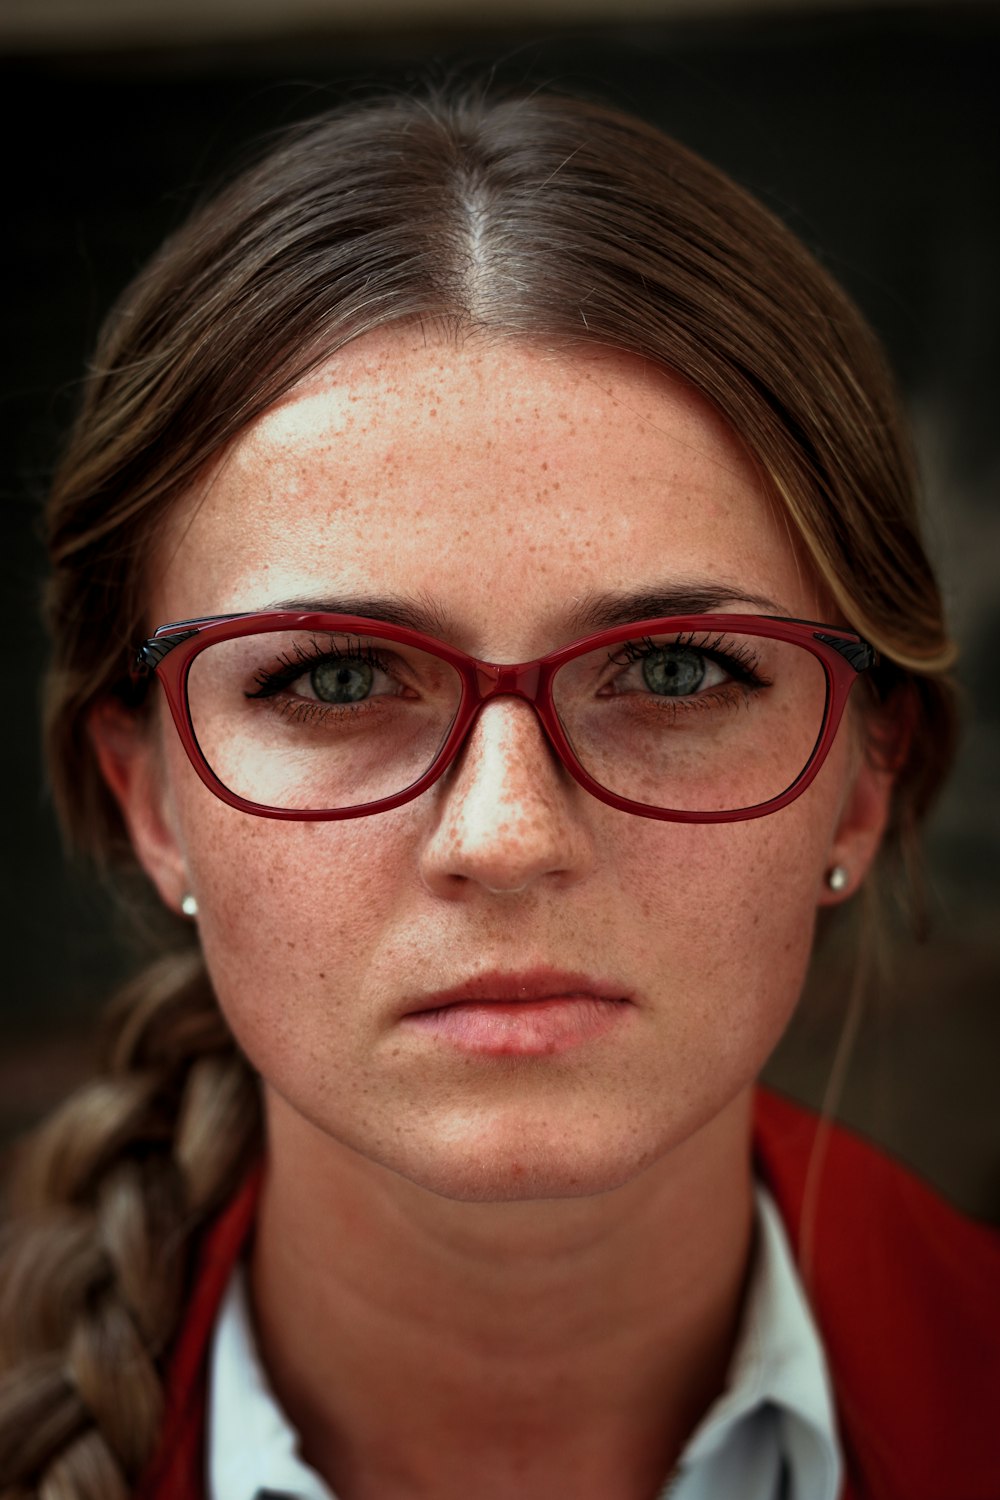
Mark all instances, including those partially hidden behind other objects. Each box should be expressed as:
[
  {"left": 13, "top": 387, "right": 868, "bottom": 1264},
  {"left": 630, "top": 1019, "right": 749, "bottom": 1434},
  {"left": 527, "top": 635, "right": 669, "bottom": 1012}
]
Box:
[
  {"left": 311, "top": 659, "right": 374, "bottom": 703},
  {"left": 640, "top": 647, "right": 706, "bottom": 696}
]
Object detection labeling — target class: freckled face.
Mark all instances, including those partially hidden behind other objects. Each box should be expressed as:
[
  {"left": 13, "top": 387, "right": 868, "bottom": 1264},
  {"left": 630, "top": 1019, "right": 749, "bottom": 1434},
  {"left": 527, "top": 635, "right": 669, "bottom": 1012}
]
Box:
[{"left": 145, "top": 329, "right": 856, "bottom": 1201}]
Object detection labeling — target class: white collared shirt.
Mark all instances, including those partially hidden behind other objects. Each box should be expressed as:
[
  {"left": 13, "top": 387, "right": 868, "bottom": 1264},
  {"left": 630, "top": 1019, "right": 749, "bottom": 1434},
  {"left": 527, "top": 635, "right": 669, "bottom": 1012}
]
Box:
[{"left": 208, "top": 1184, "right": 842, "bottom": 1500}]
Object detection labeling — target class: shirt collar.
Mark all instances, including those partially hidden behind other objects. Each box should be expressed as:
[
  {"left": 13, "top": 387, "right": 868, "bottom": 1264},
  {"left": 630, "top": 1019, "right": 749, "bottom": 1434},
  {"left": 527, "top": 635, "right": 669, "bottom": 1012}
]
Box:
[
  {"left": 678, "top": 1184, "right": 842, "bottom": 1498},
  {"left": 209, "top": 1258, "right": 332, "bottom": 1500}
]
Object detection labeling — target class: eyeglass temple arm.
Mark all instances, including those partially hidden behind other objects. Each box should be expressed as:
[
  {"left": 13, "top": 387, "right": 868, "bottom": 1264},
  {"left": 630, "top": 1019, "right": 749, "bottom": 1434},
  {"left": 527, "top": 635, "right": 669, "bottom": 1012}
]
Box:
[
  {"left": 812, "top": 633, "right": 878, "bottom": 672},
  {"left": 132, "top": 629, "right": 200, "bottom": 681}
]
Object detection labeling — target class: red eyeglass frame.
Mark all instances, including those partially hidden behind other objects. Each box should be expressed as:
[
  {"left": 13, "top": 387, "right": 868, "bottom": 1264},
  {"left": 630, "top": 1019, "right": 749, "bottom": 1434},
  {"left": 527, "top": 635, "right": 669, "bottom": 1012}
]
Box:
[{"left": 133, "top": 610, "right": 877, "bottom": 824}]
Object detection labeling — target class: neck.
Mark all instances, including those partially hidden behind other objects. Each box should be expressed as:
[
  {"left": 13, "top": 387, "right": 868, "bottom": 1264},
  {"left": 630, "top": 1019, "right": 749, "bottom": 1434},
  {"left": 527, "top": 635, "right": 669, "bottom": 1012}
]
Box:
[{"left": 250, "top": 1088, "right": 756, "bottom": 1500}]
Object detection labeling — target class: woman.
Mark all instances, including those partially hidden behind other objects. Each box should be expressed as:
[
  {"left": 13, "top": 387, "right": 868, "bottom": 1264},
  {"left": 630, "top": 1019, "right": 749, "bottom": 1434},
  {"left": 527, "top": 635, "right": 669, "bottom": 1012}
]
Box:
[{"left": 1, "top": 84, "right": 997, "bottom": 1500}]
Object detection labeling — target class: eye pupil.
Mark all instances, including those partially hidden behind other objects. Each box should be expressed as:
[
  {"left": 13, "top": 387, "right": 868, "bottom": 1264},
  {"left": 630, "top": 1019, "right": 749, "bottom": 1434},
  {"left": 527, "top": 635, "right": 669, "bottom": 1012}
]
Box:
[
  {"left": 644, "top": 648, "right": 705, "bottom": 696},
  {"left": 312, "top": 659, "right": 373, "bottom": 703}
]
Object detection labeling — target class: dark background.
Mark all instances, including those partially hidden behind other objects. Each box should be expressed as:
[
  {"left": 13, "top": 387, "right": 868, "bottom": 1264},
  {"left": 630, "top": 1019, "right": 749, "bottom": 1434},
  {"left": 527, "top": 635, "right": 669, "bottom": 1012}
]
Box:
[{"left": 2, "top": 2, "right": 998, "bottom": 1220}]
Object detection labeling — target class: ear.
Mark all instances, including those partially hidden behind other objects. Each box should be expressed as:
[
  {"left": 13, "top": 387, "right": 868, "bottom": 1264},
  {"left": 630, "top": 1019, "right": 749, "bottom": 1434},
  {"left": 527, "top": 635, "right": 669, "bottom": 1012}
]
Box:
[
  {"left": 88, "top": 699, "right": 189, "bottom": 915},
  {"left": 818, "top": 725, "right": 898, "bottom": 907}
]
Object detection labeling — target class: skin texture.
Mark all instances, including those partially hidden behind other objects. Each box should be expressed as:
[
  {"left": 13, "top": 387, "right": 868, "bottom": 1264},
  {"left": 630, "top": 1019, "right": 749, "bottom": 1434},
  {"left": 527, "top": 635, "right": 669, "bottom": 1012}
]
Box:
[{"left": 93, "top": 328, "right": 893, "bottom": 1499}]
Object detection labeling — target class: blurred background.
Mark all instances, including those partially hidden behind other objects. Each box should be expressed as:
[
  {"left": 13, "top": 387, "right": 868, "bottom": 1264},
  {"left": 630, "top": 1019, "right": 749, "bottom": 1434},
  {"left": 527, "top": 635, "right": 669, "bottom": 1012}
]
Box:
[{"left": 1, "top": 0, "right": 997, "bottom": 1221}]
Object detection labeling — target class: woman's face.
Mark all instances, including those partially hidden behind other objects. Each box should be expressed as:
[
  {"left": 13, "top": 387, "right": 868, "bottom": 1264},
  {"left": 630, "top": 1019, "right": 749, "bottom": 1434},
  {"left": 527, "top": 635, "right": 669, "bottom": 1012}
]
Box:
[{"left": 105, "top": 329, "right": 891, "bottom": 1202}]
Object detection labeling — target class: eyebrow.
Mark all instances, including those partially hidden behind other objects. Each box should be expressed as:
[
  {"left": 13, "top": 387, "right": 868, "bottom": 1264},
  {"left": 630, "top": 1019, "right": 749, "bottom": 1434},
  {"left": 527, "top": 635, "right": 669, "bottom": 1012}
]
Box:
[{"left": 265, "top": 582, "right": 786, "bottom": 643}]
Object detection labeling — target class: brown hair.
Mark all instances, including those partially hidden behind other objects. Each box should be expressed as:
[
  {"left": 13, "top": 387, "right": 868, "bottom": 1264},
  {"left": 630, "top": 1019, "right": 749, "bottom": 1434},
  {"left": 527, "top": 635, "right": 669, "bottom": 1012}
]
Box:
[{"left": 0, "top": 82, "right": 955, "bottom": 1496}]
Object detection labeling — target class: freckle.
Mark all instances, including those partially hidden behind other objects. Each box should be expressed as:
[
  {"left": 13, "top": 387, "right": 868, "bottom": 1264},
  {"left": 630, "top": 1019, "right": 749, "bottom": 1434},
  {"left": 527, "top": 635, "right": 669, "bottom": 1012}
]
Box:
[{"left": 318, "top": 971, "right": 326, "bottom": 980}]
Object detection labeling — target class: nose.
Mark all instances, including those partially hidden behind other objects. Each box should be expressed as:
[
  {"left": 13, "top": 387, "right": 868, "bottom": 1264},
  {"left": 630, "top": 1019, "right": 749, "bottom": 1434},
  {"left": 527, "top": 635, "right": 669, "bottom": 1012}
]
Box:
[{"left": 418, "top": 696, "right": 597, "bottom": 897}]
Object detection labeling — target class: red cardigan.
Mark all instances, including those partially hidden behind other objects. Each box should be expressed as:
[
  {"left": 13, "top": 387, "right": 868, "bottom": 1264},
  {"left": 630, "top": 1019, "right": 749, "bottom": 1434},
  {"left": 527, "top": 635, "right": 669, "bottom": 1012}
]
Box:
[{"left": 138, "top": 1088, "right": 1000, "bottom": 1500}]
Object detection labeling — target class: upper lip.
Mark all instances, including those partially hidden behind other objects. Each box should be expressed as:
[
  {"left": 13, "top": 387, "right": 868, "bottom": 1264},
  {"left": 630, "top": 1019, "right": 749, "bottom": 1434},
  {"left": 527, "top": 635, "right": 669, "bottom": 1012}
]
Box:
[{"left": 402, "top": 966, "right": 632, "bottom": 1015}]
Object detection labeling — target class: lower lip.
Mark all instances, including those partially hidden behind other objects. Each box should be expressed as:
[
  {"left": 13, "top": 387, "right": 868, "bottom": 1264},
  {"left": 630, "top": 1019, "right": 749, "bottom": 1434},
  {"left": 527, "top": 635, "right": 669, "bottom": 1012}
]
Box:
[{"left": 401, "top": 996, "right": 631, "bottom": 1055}]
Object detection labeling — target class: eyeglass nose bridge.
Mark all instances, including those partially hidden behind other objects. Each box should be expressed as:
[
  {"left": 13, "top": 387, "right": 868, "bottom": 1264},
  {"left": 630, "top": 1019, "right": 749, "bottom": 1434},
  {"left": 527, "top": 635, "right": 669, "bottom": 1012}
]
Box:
[
  {"left": 474, "top": 660, "right": 543, "bottom": 700},
  {"left": 451, "top": 660, "right": 568, "bottom": 794}
]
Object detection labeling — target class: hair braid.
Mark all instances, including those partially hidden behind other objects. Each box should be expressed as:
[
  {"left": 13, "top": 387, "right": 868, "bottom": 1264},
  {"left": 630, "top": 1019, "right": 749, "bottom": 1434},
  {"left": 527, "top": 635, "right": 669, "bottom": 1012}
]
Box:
[{"left": 0, "top": 951, "right": 262, "bottom": 1497}]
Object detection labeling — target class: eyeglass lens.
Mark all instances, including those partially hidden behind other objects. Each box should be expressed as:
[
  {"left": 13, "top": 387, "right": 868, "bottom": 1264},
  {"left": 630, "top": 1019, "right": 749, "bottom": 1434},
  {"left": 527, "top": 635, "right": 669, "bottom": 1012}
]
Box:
[{"left": 184, "top": 626, "right": 827, "bottom": 814}]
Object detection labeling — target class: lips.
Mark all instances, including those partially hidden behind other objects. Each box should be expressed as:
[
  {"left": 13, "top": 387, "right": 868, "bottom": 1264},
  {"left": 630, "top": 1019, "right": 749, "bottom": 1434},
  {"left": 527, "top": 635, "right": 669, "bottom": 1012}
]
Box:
[{"left": 402, "top": 965, "right": 632, "bottom": 1015}]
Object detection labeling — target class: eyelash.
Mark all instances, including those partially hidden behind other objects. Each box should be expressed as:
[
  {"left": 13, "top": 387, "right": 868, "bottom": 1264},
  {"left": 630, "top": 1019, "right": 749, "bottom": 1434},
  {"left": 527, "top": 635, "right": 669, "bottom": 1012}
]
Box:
[
  {"left": 605, "top": 632, "right": 769, "bottom": 687},
  {"left": 245, "top": 637, "right": 396, "bottom": 700},
  {"left": 241, "top": 629, "right": 771, "bottom": 714}
]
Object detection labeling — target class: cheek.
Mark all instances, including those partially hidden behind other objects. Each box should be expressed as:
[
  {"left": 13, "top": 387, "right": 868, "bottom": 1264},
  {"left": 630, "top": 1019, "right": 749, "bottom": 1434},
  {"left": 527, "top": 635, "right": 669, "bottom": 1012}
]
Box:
[
  {"left": 173, "top": 777, "right": 411, "bottom": 1070},
  {"left": 616, "top": 793, "right": 836, "bottom": 1071}
]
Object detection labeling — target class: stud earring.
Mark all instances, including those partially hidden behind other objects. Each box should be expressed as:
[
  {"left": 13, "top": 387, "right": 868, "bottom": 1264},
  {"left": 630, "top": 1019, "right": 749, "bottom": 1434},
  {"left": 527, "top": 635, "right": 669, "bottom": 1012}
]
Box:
[
  {"left": 181, "top": 893, "right": 199, "bottom": 918},
  {"left": 826, "top": 865, "right": 849, "bottom": 894}
]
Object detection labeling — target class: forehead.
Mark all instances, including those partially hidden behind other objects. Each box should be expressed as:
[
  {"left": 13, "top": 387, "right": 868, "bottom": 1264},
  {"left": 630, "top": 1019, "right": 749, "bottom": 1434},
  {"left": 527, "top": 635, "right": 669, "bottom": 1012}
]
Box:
[{"left": 154, "top": 328, "right": 823, "bottom": 652}]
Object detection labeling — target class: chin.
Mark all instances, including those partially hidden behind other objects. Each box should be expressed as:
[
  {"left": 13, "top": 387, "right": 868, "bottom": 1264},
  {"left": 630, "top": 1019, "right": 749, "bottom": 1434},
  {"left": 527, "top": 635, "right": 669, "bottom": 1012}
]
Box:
[{"left": 372, "top": 1117, "right": 663, "bottom": 1204}]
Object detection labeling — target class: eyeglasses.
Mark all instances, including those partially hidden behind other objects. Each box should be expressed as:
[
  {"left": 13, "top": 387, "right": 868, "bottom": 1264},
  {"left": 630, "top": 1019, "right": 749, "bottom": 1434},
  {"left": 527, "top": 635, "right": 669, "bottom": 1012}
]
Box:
[{"left": 132, "top": 610, "right": 877, "bottom": 824}]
